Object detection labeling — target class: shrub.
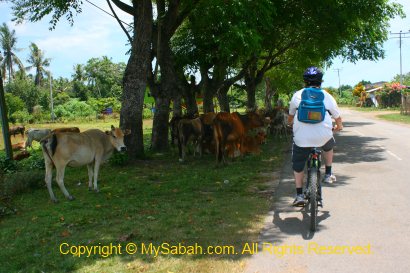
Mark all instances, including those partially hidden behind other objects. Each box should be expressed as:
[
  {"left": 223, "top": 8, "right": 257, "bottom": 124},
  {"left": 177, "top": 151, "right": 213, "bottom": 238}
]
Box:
[
  {"left": 0, "top": 155, "right": 18, "bottom": 174},
  {"left": 143, "top": 108, "right": 153, "bottom": 119},
  {"left": 2, "top": 170, "right": 44, "bottom": 196},
  {"left": 109, "top": 151, "right": 129, "bottom": 166},
  {"left": 54, "top": 99, "right": 94, "bottom": 120},
  {"left": 11, "top": 110, "right": 33, "bottom": 124}
]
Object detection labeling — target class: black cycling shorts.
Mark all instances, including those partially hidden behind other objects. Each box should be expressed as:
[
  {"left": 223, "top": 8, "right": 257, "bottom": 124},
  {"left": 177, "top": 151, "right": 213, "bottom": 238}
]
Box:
[{"left": 291, "top": 138, "right": 335, "bottom": 173}]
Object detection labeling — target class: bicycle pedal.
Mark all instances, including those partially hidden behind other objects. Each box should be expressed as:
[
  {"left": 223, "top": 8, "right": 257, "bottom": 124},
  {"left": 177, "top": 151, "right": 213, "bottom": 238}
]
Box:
[{"left": 318, "top": 200, "right": 323, "bottom": 207}]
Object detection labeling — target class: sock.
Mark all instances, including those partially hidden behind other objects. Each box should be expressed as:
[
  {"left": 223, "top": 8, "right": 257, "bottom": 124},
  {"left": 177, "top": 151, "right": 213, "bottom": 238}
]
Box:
[
  {"left": 325, "top": 166, "right": 332, "bottom": 175},
  {"left": 296, "top": 188, "right": 303, "bottom": 195}
]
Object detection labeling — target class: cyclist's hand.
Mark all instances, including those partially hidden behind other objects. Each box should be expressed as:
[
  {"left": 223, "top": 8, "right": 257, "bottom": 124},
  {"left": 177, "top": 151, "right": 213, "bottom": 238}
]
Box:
[{"left": 333, "top": 124, "right": 343, "bottom": 132}]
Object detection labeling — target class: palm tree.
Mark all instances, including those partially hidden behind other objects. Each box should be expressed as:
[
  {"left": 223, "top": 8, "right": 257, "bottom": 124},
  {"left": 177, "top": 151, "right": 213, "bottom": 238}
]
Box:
[
  {"left": 0, "top": 23, "right": 24, "bottom": 83},
  {"left": 26, "top": 42, "right": 51, "bottom": 86}
]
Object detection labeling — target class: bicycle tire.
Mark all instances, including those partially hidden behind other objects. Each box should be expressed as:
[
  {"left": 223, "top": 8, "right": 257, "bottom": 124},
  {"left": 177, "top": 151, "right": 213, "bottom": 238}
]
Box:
[{"left": 309, "top": 166, "right": 318, "bottom": 231}]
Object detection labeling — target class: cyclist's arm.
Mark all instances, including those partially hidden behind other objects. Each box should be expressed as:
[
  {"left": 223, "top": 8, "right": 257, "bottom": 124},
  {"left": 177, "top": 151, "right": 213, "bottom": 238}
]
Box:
[
  {"left": 288, "top": 114, "right": 294, "bottom": 126},
  {"left": 334, "top": 116, "right": 343, "bottom": 131}
]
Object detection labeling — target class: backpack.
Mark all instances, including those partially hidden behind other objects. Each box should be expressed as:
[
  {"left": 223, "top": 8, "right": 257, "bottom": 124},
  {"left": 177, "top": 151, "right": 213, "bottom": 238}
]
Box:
[{"left": 297, "top": 88, "right": 326, "bottom": 124}]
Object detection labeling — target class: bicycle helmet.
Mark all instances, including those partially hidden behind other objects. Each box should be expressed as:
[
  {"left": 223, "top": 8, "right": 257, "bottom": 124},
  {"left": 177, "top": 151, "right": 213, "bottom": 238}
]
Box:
[{"left": 303, "top": 66, "right": 323, "bottom": 85}]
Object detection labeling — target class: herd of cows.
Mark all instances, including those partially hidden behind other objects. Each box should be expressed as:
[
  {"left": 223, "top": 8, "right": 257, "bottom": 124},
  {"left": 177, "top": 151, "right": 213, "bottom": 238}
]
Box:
[
  {"left": 4, "top": 107, "right": 289, "bottom": 202},
  {"left": 170, "top": 108, "right": 290, "bottom": 164}
]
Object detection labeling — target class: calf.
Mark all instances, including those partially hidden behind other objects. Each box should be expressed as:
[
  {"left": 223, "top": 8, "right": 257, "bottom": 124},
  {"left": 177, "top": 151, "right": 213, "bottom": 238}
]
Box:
[
  {"left": 9, "top": 125, "right": 25, "bottom": 138},
  {"left": 12, "top": 141, "right": 26, "bottom": 151},
  {"left": 177, "top": 117, "right": 203, "bottom": 162},
  {"left": 41, "top": 125, "right": 129, "bottom": 202},
  {"left": 25, "top": 128, "right": 52, "bottom": 149},
  {"left": 13, "top": 150, "right": 30, "bottom": 161}
]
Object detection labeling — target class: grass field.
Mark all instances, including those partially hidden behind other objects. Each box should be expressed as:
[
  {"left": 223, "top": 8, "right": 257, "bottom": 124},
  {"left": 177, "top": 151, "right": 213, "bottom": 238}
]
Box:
[
  {"left": 0, "top": 119, "right": 287, "bottom": 273},
  {"left": 376, "top": 113, "right": 410, "bottom": 124}
]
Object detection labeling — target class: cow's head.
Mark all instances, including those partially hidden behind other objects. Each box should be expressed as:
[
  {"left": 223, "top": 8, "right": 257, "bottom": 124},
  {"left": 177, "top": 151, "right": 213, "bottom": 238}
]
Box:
[{"left": 106, "top": 125, "right": 131, "bottom": 152}]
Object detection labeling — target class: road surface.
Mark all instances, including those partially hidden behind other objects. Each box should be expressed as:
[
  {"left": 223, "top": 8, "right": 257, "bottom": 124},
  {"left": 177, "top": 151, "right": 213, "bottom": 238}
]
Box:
[{"left": 245, "top": 109, "right": 410, "bottom": 273}]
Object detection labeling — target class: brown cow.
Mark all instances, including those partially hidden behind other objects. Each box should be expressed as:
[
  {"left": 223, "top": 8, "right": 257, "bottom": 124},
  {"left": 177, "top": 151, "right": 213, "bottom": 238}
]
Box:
[
  {"left": 52, "top": 127, "right": 80, "bottom": 133},
  {"left": 13, "top": 150, "right": 30, "bottom": 161},
  {"left": 9, "top": 125, "right": 25, "bottom": 138},
  {"left": 12, "top": 141, "right": 26, "bottom": 151},
  {"left": 213, "top": 112, "right": 264, "bottom": 164},
  {"left": 199, "top": 112, "right": 217, "bottom": 153},
  {"left": 41, "top": 125, "right": 129, "bottom": 202},
  {"left": 177, "top": 117, "right": 203, "bottom": 162}
]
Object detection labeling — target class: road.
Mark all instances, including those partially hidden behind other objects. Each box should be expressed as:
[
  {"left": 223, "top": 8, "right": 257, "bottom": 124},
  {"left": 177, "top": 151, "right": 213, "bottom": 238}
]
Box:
[{"left": 245, "top": 109, "right": 410, "bottom": 273}]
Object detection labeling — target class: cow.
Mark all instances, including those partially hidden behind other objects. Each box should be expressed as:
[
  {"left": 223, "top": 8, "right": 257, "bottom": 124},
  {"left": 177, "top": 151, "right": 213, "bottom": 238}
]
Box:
[
  {"left": 170, "top": 116, "right": 183, "bottom": 146},
  {"left": 12, "top": 141, "right": 26, "bottom": 151},
  {"left": 40, "top": 125, "right": 130, "bottom": 202},
  {"left": 25, "top": 128, "right": 52, "bottom": 149},
  {"left": 199, "top": 112, "right": 217, "bottom": 153},
  {"left": 9, "top": 125, "right": 25, "bottom": 138},
  {"left": 52, "top": 127, "right": 80, "bottom": 133},
  {"left": 213, "top": 111, "right": 265, "bottom": 164},
  {"left": 177, "top": 117, "right": 203, "bottom": 162},
  {"left": 13, "top": 150, "right": 30, "bottom": 161}
]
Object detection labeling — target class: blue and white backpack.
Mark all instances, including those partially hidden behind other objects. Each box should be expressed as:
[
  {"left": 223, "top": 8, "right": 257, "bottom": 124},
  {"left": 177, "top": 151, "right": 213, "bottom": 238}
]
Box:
[{"left": 297, "top": 88, "right": 326, "bottom": 124}]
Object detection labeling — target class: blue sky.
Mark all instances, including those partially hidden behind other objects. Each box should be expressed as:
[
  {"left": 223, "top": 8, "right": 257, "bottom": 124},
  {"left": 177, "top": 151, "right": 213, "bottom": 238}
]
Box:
[{"left": 0, "top": 1, "right": 409, "bottom": 88}]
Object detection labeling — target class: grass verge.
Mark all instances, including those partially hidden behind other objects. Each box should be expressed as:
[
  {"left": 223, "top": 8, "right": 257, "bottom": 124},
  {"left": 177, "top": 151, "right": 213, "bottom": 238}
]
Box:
[
  {"left": 376, "top": 113, "right": 410, "bottom": 124},
  {"left": 0, "top": 135, "right": 287, "bottom": 273}
]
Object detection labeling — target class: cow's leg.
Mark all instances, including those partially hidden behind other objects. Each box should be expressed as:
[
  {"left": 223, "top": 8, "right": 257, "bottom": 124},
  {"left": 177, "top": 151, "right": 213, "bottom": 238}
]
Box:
[
  {"left": 87, "top": 163, "right": 94, "bottom": 191},
  {"left": 44, "top": 160, "right": 57, "bottom": 202},
  {"left": 93, "top": 159, "right": 102, "bottom": 192},
  {"left": 55, "top": 164, "right": 74, "bottom": 200}
]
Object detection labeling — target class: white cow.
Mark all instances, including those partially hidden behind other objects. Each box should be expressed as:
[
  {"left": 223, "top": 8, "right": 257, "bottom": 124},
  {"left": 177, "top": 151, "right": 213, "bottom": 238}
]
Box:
[
  {"left": 25, "top": 128, "right": 52, "bottom": 149},
  {"left": 41, "top": 125, "right": 130, "bottom": 202}
]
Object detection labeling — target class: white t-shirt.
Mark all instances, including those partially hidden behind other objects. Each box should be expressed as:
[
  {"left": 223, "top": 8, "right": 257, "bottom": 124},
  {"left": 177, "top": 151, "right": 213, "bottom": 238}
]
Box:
[{"left": 289, "top": 88, "right": 341, "bottom": 147}]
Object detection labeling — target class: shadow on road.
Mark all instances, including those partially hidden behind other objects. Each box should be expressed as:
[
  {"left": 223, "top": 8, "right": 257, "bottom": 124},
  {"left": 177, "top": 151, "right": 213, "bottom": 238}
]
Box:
[{"left": 261, "top": 121, "right": 384, "bottom": 241}]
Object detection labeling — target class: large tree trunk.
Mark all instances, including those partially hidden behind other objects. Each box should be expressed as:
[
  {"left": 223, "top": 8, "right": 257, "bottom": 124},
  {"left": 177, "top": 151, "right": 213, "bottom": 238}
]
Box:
[
  {"left": 245, "top": 82, "right": 257, "bottom": 111},
  {"left": 151, "top": 95, "right": 171, "bottom": 151},
  {"left": 120, "top": 0, "right": 152, "bottom": 159},
  {"left": 173, "top": 94, "right": 182, "bottom": 117},
  {"left": 184, "top": 89, "right": 199, "bottom": 117},
  {"left": 264, "top": 77, "right": 274, "bottom": 112},
  {"left": 217, "top": 86, "right": 230, "bottom": 112}
]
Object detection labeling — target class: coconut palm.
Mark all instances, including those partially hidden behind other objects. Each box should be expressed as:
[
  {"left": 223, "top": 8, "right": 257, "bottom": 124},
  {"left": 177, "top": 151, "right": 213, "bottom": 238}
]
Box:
[
  {"left": 26, "top": 42, "right": 51, "bottom": 86},
  {"left": 0, "top": 23, "right": 24, "bottom": 83}
]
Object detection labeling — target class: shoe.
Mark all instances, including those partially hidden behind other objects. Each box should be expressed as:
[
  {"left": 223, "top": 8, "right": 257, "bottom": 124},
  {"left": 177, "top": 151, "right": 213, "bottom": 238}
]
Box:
[
  {"left": 292, "top": 194, "right": 306, "bottom": 206},
  {"left": 323, "top": 174, "right": 336, "bottom": 184}
]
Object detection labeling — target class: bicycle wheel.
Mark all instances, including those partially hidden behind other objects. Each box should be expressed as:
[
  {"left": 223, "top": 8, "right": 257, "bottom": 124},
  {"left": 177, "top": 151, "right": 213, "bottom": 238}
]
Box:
[{"left": 308, "top": 167, "right": 318, "bottom": 231}]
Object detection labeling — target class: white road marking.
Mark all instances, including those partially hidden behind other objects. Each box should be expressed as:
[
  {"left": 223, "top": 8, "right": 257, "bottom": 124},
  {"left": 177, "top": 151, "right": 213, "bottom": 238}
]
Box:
[{"left": 386, "top": 150, "right": 403, "bottom": 161}]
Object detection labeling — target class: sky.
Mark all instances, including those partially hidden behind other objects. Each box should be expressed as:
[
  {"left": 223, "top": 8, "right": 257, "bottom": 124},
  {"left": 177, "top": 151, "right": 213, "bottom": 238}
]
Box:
[{"left": 0, "top": 1, "right": 409, "bottom": 88}]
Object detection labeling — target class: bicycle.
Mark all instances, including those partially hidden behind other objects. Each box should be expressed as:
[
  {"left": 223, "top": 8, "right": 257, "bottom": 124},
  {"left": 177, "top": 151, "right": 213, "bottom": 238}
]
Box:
[{"left": 304, "top": 147, "right": 323, "bottom": 232}]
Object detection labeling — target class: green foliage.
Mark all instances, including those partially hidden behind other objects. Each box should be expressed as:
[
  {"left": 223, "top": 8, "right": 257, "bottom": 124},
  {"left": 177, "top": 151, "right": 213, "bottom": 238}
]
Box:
[
  {"left": 10, "top": 109, "right": 33, "bottom": 124},
  {"left": 143, "top": 108, "right": 153, "bottom": 119},
  {"left": 6, "top": 76, "right": 40, "bottom": 112},
  {"left": 4, "top": 92, "right": 25, "bottom": 118},
  {"left": 108, "top": 151, "right": 129, "bottom": 167},
  {"left": 87, "top": 97, "right": 121, "bottom": 113},
  {"left": 337, "top": 90, "right": 356, "bottom": 106},
  {"left": 54, "top": 98, "right": 94, "bottom": 120},
  {"left": 2, "top": 170, "right": 44, "bottom": 196},
  {"left": 53, "top": 91, "right": 71, "bottom": 106},
  {"left": 0, "top": 154, "right": 18, "bottom": 174},
  {"left": 84, "top": 56, "right": 125, "bottom": 99},
  {"left": 18, "top": 152, "right": 45, "bottom": 170}
]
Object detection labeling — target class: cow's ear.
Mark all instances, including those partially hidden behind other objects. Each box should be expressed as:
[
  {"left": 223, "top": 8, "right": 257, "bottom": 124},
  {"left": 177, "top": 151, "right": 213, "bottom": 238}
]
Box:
[{"left": 124, "top": 129, "right": 131, "bottom": 135}]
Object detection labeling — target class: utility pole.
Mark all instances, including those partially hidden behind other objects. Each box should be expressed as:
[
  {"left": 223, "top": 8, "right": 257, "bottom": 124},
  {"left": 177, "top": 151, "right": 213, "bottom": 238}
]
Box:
[
  {"left": 333, "top": 68, "right": 343, "bottom": 96},
  {"left": 49, "top": 71, "right": 55, "bottom": 122},
  {"left": 390, "top": 30, "right": 410, "bottom": 114}
]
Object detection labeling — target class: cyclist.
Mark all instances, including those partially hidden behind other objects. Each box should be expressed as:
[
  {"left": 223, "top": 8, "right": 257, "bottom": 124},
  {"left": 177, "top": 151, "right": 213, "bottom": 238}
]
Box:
[{"left": 288, "top": 66, "right": 343, "bottom": 206}]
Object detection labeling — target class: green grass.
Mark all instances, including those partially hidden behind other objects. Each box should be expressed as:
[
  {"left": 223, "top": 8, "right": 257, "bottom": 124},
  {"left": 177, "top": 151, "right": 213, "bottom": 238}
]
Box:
[
  {"left": 0, "top": 128, "right": 287, "bottom": 273},
  {"left": 376, "top": 113, "right": 410, "bottom": 124}
]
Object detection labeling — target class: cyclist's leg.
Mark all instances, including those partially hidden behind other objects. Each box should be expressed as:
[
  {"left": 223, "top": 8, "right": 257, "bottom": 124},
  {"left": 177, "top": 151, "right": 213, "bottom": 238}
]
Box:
[
  {"left": 292, "top": 143, "right": 310, "bottom": 205},
  {"left": 322, "top": 138, "right": 336, "bottom": 183}
]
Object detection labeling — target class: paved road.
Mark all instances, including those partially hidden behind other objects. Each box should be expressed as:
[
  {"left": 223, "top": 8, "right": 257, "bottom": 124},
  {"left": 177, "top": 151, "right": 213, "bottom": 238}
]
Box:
[{"left": 245, "top": 109, "right": 410, "bottom": 273}]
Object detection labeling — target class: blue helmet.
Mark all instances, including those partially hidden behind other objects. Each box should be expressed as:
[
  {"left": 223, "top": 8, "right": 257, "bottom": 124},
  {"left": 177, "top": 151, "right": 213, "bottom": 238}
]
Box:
[{"left": 303, "top": 66, "right": 323, "bottom": 84}]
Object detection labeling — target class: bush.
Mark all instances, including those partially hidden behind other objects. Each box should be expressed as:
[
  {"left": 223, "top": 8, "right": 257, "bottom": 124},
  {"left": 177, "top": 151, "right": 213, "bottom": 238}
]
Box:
[
  {"left": 109, "top": 151, "right": 129, "bottom": 166},
  {"left": 17, "top": 152, "right": 45, "bottom": 170},
  {"left": 11, "top": 110, "right": 33, "bottom": 124},
  {"left": 2, "top": 170, "right": 44, "bottom": 196},
  {"left": 54, "top": 99, "right": 94, "bottom": 120},
  {"left": 0, "top": 155, "right": 19, "bottom": 174},
  {"left": 143, "top": 108, "right": 153, "bottom": 119}
]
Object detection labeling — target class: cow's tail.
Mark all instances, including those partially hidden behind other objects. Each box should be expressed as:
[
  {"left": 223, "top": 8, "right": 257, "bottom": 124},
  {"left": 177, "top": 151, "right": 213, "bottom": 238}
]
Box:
[{"left": 41, "top": 133, "right": 57, "bottom": 166}]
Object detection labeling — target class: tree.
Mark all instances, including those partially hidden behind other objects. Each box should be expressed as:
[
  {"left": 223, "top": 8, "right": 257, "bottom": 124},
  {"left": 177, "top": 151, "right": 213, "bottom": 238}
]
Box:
[
  {"left": 26, "top": 42, "right": 51, "bottom": 86},
  {"left": 0, "top": 23, "right": 24, "bottom": 83},
  {"left": 11, "top": 0, "right": 153, "bottom": 159}
]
